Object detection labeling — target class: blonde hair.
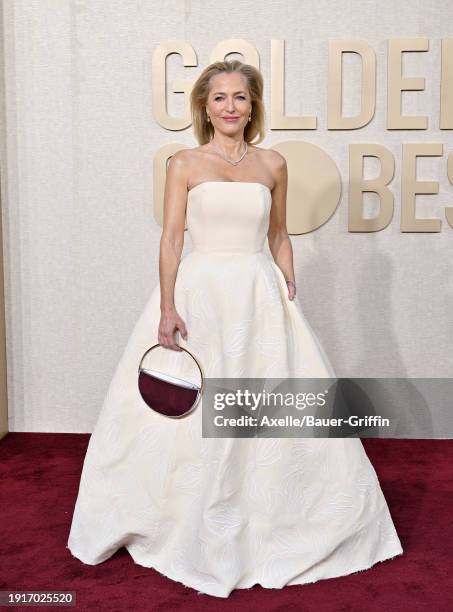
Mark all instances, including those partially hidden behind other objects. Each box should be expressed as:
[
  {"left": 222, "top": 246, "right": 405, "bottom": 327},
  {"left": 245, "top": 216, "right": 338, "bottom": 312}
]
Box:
[{"left": 190, "top": 60, "right": 265, "bottom": 145}]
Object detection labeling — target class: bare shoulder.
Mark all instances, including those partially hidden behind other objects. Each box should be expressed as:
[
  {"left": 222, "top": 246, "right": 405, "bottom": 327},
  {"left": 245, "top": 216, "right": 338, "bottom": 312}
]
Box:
[
  {"left": 250, "top": 145, "right": 287, "bottom": 185},
  {"left": 166, "top": 148, "right": 201, "bottom": 186},
  {"left": 169, "top": 146, "right": 207, "bottom": 173},
  {"left": 266, "top": 148, "right": 287, "bottom": 170},
  {"left": 168, "top": 148, "right": 192, "bottom": 169},
  {"left": 251, "top": 144, "right": 285, "bottom": 165}
]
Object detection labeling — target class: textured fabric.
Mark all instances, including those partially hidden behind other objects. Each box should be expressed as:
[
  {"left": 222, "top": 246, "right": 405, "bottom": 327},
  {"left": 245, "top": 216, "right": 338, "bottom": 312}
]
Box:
[{"left": 67, "top": 181, "right": 403, "bottom": 597}]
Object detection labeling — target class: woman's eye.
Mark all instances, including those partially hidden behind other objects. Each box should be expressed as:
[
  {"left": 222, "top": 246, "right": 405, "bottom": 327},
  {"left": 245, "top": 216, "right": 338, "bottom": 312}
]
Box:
[{"left": 214, "top": 96, "right": 246, "bottom": 101}]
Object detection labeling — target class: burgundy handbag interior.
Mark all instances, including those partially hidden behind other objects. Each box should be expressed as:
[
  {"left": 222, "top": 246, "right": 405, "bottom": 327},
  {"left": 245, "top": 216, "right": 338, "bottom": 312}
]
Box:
[{"left": 138, "top": 370, "right": 198, "bottom": 417}]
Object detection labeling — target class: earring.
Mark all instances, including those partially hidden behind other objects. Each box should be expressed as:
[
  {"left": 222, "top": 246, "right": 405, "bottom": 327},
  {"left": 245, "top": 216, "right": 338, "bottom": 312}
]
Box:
[
  {"left": 207, "top": 114, "right": 210, "bottom": 122},
  {"left": 248, "top": 114, "right": 251, "bottom": 122}
]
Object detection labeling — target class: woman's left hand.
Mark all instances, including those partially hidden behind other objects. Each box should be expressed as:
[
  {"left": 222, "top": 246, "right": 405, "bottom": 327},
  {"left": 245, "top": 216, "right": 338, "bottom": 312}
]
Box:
[{"left": 286, "top": 280, "right": 296, "bottom": 301}]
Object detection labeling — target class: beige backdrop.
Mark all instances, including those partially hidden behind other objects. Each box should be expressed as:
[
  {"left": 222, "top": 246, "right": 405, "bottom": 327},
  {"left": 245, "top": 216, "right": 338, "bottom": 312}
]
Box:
[{"left": 1, "top": 0, "right": 452, "bottom": 433}]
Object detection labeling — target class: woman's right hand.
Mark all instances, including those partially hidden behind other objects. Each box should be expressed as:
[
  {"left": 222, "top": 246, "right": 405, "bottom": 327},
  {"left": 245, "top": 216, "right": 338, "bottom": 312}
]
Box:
[{"left": 158, "top": 308, "right": 188, "bottom": 351}]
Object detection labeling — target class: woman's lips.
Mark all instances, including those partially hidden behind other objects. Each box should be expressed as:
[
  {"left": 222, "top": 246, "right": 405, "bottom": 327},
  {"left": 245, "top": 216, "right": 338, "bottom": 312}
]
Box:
[{"left": 223, "top": 117, "right": 239, "bottom": 122}]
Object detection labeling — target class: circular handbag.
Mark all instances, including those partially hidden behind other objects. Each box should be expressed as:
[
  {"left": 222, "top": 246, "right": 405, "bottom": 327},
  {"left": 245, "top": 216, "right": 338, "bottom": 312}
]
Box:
[{"left": 138, "top": 343, "right": 204, "bottom": 419}]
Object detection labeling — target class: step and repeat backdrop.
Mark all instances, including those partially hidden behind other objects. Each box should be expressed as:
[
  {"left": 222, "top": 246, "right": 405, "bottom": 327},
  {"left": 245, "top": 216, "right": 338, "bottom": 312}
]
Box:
[{"left": 1, "top": 0, "right": 452, "bottom": 432}]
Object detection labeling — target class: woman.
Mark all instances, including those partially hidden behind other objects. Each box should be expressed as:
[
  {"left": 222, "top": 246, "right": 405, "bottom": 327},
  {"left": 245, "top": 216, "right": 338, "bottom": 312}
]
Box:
[{"left": 67, "top": 60, "right": 403, "bottom": 598}]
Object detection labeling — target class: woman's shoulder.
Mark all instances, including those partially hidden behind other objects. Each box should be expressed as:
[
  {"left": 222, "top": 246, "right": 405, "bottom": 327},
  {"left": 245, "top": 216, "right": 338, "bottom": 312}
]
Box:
[
  {"left": 250, "top": 146, "right": 287, "bottom": 176},
  {"left": 171, "top": 145, "right": 208, "bottom": 166},
  {"left": 169, "top": 147, "right": 208, "bottom": 177},
  {"left": 185, "top": 144, "right": 210, "bottom": 155},
  {"left": 249, "top": 144, "right": 285, "bottom": 162}
]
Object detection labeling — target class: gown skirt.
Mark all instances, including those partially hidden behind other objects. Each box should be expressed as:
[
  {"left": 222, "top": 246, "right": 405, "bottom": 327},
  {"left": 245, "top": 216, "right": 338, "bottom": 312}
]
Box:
[{"left": 67, "top": 181, "right": 403, "bottom": 598}]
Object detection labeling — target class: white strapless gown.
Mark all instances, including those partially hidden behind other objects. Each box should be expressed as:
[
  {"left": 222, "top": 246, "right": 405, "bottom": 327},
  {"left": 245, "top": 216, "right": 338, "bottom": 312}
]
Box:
[{"left": 67, "top": 181, "right": 403, "bottom": 598}]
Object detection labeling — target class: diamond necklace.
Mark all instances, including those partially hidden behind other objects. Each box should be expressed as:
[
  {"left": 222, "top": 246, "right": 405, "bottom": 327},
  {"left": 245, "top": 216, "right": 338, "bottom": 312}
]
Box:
[{"left": 210, "top": 139, "right": 248, "bottom": 166}]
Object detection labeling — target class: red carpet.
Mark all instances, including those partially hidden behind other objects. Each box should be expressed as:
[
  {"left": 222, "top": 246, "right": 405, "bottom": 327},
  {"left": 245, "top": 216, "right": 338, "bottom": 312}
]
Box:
[{"left": 0, "top": 434, "right": 451, "bottom": 611}]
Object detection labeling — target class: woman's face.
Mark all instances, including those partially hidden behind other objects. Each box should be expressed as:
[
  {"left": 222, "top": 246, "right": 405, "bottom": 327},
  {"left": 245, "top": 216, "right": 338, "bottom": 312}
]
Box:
[{"left": 205, "top": 72, "right": 252, "bottom": 138}]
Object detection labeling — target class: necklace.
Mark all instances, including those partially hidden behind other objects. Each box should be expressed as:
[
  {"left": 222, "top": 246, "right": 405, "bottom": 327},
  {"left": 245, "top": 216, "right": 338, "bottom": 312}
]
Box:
[{"left": 210, "top": 139, "right": 248, "bottom": 166}]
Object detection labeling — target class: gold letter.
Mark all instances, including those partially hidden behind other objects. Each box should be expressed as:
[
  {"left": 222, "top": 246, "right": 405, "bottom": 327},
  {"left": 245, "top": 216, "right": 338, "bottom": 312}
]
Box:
[
  {"left": 440, "top": 39, "right": 453, "bottom": 129},
  {"left": 152, "top": 41, "right": 197, "bottom": 130},
  {"left": 388, "top": 38, "right": 429, "bottom": 129},
  {"left": 270, "top": 40, "right": 316, "bottom": 129},
  {"left": 209, "top": 39, "right": 260, "bottom": 66},
  {"left": 272, "top": 141, "right": 340, "bottom": 234},
  {"left": 349, "top": 144, "right": 395, "bottom": 232},
  {"left": 328, "top": 41, "right": 376, "bottom": 129},
  {"left": 401, "top": 143, "right": 442, "bottom": 232}
]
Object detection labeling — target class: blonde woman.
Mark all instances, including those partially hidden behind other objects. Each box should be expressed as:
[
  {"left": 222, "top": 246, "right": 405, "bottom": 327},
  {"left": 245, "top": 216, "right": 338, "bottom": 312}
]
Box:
[{"left": 68, "top": 60, "right": 403, "bottom": 598}]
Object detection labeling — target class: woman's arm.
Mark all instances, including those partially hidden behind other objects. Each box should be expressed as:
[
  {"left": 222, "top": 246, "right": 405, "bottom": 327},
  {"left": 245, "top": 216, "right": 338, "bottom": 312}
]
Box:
[
  {"left": 159, "top": 151, "right": 188, "bottom": 312},
  {"left": 267, "top": 153, "right": 296, "bottom": 300},
  {"left": 158, "top": 151, "right": 189, "bottom": 348}
]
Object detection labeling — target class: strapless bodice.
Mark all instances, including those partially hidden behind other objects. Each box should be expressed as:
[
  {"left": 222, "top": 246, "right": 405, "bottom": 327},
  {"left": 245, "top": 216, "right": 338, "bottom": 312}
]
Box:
[{"left": 186, "top": 181, "right": 272, "bottom": 253}]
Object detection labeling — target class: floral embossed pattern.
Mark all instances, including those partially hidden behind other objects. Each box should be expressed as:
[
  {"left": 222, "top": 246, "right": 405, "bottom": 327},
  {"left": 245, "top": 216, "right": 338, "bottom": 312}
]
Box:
[{"left": 67, "top": 182, "right": 403, "bottom": 598}]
